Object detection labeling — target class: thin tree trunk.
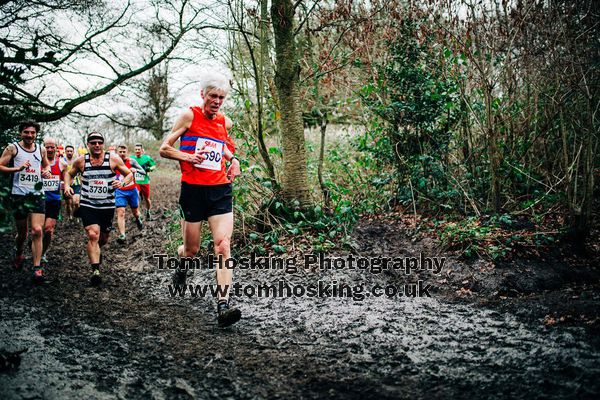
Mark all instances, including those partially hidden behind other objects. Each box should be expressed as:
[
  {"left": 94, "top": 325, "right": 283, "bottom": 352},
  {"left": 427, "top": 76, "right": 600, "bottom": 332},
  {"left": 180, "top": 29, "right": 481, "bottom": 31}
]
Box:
[
  {"left": 229, "top": 0, "right": 277, "bottom": 187},
  {"left": 317, "top": 118, "right": 330, "bottom": 206},
  {"left": 484, "top": 83, "right": 501, "bottom": 213},
  {"left": 271, "top": 0, "right": 310, "bottom": 205},
  {"left": 257, "top": 0, "right": 277, "bottom": 187}
]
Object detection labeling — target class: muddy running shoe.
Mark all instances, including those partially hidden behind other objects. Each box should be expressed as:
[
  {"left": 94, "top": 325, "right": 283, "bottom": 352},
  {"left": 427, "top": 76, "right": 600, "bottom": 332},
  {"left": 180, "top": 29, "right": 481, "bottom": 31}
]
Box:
[
  {"left": 135, "top": 217, "right": 143, "bottom": 230},
  {"left": 32, "top": 267, "right": 45, "bottom": 284},
  {"left": 90, "top": 268, "right": 102, "bottom": 286},
  {"left": 12, "top": 254, "right": 25, "bottom": 270},
  {"left": 116, "top": 233, "right": 126, "bottom": 244},
  {"left": 145, "top": 210, "right": 151, "bottom": 220},
  {"left": 217, "top": 300, "right": 241, "bottom": 328},
  {"left": 172, "top": 268, "right": 188, "bottom": 287}
]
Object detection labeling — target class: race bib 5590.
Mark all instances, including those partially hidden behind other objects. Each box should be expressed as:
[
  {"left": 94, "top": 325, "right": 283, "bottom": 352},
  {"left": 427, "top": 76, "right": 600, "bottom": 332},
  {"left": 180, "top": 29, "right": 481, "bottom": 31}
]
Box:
[{"left": 194, "top": 137, "right": 224, "bottom": 171}]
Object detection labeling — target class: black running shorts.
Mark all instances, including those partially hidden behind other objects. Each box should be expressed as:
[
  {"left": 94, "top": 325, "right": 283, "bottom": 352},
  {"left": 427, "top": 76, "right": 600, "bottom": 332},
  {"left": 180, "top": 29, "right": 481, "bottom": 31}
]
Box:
[
  {"left": 78, "top": 206, "right": 114, "bottom": 233},
  {"left": 45, "top": 199, "right": 61, "bottom": 220},
  {"left": 179, "top": 182, "right": 232, "bottom": 223}
]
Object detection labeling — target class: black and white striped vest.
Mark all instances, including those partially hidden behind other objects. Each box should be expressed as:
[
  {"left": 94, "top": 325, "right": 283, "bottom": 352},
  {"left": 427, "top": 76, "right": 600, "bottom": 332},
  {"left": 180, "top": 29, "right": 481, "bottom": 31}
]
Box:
[{"left": 80, "top": 152, "right": 116, "bottom": 209}]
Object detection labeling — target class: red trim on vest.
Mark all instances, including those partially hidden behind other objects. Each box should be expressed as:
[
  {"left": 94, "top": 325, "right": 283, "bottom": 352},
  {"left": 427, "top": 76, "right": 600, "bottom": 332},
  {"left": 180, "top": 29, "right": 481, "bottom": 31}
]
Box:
[
  {"left": 116, "top": 158, "right": 137, "bottom": 191},
  {"left": 49, "top": 157, "right": 62, "bottom": 178}
]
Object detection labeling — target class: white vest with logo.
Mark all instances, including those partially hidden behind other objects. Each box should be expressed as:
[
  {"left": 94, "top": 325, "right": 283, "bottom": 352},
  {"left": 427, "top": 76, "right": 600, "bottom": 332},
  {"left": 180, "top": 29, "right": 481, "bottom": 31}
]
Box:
[{"left": 11, "top": 142, "right": 43, "bottom": 195}]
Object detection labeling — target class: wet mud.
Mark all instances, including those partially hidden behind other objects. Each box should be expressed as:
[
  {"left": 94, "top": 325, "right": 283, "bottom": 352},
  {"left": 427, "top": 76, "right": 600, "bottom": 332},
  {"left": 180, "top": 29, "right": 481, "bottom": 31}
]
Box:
[{"left": 1, "top": 172, "right": 600, "bottom": 399}]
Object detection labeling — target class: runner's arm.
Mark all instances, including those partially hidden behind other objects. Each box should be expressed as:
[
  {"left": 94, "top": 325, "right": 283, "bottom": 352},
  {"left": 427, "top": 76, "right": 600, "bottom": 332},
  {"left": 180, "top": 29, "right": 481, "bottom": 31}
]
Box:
[
  {"left": 224, "top": 143, "right": 241, "bottom": 182},
  {"left": 224, "top": 116, "right": 236, "bottom": 154},
  {"left": 222, "top": 116, "right": 240, "bottom": 181},
  {"left": 0, "top": 144, "right": 23, "bottom": 173},
  {"left": 40, "top": 146, "right": 52, "bottom": 178},
  {"left": 159, "top": 109, "right": 207, "bottom": 164},
  {"left": 130, "top": 158, "right": 146, "bottom": 175},
  {"left": 111, "top": 154, "right": 133, "bottom": 188},
  {"left": 145, "top": 156, "right": 157, "bottom": 171},
  {"left": 59, "top": 159, "right": 68, "bottom": 181}
]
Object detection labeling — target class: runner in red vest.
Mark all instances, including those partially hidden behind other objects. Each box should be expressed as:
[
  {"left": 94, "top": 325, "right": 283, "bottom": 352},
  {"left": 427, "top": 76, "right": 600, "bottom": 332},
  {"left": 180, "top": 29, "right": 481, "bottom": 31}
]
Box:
[
  {"left": 115, "top": 144, "right": 145, "bottom": 243},
  {"left": 176, "top": 133, "right": 236, "bottom": 260},
  {"left": 41, "top": 137, "right": 64, "bottom": 268},
  {"left": 160, "top": 71, "right": 241, "bottom": 327}
]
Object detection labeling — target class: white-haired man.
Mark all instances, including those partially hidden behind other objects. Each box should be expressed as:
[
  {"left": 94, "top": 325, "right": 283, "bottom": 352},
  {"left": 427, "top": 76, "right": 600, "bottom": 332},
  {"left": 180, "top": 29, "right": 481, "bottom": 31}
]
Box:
[{"left": 160, "top": 72, "right": 242, "bottom": 327}]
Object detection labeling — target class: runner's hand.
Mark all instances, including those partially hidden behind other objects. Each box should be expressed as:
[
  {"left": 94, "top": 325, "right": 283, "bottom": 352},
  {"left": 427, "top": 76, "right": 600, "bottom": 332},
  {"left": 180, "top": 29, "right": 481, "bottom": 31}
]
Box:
[
  {"left": 190, "top": 145, "right": 209, "bottom": 164},
  {"left": 64, "top": 186, "right": 74, "bottom": 198},
  {"left": 227, "top": 159, "right": 241, "bottom": 182},
  {"left": 18, "top": 160, "right": 30, "bottom": 171},
  {"left": 41, "top": 168, "right": 52, "bottom": 179},
  {"left": 112, "top": 180, "right": 123, "bottom": 189}
]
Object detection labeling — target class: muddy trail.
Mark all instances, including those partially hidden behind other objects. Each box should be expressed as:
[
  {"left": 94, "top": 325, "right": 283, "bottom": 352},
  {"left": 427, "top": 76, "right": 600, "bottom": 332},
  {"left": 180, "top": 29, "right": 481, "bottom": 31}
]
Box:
[{"left": 2, "top": 172, "right": 600, "bottom": 399}]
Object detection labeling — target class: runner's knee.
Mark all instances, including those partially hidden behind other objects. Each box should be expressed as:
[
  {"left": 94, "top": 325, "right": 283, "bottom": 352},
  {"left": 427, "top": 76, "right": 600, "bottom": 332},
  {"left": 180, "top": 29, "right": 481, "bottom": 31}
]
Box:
[
  {"left": 30, "top": 225, "right": 43, "bottom": 238},
  {"left": 185, "top": 243, "right": 199, "bottom": 256},
  {"left": 214, "top": 236, "right": 231, "bottom": 255},
  {"left": 87, "top": 229, "right": 100, "bottom": 242}
]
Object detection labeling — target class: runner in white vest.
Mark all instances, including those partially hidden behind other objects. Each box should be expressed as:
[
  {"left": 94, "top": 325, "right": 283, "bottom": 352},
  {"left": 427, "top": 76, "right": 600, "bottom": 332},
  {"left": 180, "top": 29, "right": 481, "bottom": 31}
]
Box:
[{"left": 0, "top": 121, "right": 52, "bottom": 282}]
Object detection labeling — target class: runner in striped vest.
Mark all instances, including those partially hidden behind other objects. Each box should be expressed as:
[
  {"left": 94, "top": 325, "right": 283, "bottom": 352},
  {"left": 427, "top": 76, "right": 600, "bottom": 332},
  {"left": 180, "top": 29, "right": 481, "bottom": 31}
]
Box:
[
  {"left": 63, "top": 131, "right": 133, "bottom": 285},
  {"left": 80, "top": 151, "right": 116, "bottom": 209}
]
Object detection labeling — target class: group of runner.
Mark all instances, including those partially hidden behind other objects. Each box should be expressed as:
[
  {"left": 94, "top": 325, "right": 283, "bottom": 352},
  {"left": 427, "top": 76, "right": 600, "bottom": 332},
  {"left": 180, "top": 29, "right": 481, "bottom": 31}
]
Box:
[
  {"left": 0, "top": 129, "right": 156, "bottom": 283},
  {"left": 1, "top": 71, "right": 242, "bottom": 327}
]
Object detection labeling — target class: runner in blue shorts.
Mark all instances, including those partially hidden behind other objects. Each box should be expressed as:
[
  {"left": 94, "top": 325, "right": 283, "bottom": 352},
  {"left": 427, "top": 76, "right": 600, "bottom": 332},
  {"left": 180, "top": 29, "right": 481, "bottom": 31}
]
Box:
[{"left": 114, "top": 145, "right": 145, "bottom": 243}]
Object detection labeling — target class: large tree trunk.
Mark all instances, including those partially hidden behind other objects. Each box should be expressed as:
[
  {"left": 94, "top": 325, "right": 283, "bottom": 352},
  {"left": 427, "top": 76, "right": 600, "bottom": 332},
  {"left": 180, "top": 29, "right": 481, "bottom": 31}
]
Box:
[{"left": 271, "top": 0, "right": 310, "bottom": 205}]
